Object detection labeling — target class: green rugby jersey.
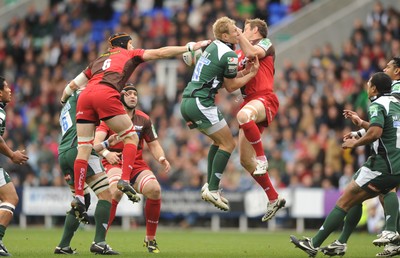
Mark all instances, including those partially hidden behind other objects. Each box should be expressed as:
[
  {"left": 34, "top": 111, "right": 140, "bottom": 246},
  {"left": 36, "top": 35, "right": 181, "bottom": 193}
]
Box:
[
  {"left": 58, "top": 92, "right": 79, "bottom": 154},
  {"left": 0, "top": 103, "right": 6, "bottom": 137},
  {"left": 365, "top": 95, "right": 400, "bottom": 174},
  {"left": 391, "top": 80, "right": 400, "bottom": 100},
  {"left": 182, "top": 40, "right": 238, "bottom": 107}
]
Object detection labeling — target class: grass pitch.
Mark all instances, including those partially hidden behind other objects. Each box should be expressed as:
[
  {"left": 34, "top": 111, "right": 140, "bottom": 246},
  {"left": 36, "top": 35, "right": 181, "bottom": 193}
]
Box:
[{"left": 4, "top": 227, "right": 381, "bottom": 257}]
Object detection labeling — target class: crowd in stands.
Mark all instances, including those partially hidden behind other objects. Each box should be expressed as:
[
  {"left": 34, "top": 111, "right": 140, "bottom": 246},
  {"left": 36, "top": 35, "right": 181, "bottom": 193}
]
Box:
[{"left": 0, "top": 0, "right": 399, "bottom": 200}]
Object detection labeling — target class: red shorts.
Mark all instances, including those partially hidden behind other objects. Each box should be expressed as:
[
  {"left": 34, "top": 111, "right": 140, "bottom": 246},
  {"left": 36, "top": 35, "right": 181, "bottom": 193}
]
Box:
[
  {"left": 76, "top": 85, "right": 126, "bottom": 123},
  {"left": 104, "top": 159, "right": 151, "bottom": 180},
  {"left": 240, "top": 92, "right": 279, "bottom": 128}
]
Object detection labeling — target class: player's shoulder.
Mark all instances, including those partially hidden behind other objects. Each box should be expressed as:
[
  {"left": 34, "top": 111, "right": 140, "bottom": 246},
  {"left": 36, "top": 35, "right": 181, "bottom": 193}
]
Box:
[
  {"left": 135, "top": 109, "right": 150, "bottom": 119},
  {"left": 370, "top": 95, "right": 399, "bottom": 115},
  {"left": 257, "top": 38, "right": 273, "bottom": 50}
]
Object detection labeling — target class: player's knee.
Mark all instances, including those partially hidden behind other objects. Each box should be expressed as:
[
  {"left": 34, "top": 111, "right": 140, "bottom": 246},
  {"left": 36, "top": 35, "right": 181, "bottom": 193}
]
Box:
[
  {"left": 139, "top": 174, "right": 161, "bottom": 199},
  {"left": 237, "top": 110, "right": 250, "bottom": 125},
  {"left": 97, "top": 188, "right": 112, "bottom": 202},
  {"left": 144, "top": 184, "right": 161, "bottom": 200},
  {"left": 112, "top": 189, "right": 123, "bottom": 201},
  {"left": 237, "top": 107, "right": 257, "bottom": 125},
  {"left": 221, "top": 139, "right": 236, "bottom": 153}
]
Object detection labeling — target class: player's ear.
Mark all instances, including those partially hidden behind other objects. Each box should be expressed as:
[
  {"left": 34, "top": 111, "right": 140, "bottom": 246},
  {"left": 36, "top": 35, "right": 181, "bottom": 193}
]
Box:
[{"left": 395, "top": 67, "right": 400, "bottom": 76}]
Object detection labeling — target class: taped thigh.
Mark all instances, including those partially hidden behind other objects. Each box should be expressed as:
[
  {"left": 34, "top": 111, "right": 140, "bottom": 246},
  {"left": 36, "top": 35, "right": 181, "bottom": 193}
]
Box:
[
  {"left": 77, "top": 136, "right": 94, "bottom": 148},
  {"left": 106, "top": 167, "right": 121, "bottom": 186},
  {"left": 118, "top": 124, "right": 136, "bottom": 140},
  {"left": 138, "top": 174, "right": 157, "bottom": 194},
  {"left": 0, "top": 202, "right": 15, "bottom": 215},
  {"left": 87, "top": 173, "right": 109, "bottom": 195}
]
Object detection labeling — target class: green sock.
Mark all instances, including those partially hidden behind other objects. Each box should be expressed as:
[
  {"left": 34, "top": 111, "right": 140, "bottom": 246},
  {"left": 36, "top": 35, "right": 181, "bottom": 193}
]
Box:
[
  {"left": 338, "top": 204, "right": 362, "bottom": 244},
  {"left": 94, "top": 200, "right": 111, "bottom": 243},
  {"left": 384, "top": 192, "right": 399, "bottom": 232},
  {"left": 208, "top": 149, "right": 231, "bottom": 191},
  {"left": 0, "top": 225, "right": 5, "bottom": 241},
  {"left": 207, "top": 145, "right": 219, "bottom": 183},
  {"left": 58, "top": 212, "right": 80, "bottom": 248},
  {"left": 312, "top": 206, "right": 347, "bottom": 247}
]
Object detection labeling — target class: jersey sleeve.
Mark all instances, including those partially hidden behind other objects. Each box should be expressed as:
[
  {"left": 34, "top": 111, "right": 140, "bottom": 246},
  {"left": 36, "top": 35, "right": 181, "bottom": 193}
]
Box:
[
  {"left": 257, "top": 38, "right": 272, "bottom": 52},
  {"left": 129, "top": 49, "right": 145, "bottom": 62},
  {"left": 391, "top": 80, "right": 400, "bottom": 94},
  {"left": 223, "top": 52, "right": 238, "bottom": 79},
  {"left": 83, "top": 65, "right": 92, "bottom": 79},
  {"left": 368, "top": 103, "right": 385, "bottom": 128},
  {"left": 143, "top": 118, "right": 158, "bottom": 143}
]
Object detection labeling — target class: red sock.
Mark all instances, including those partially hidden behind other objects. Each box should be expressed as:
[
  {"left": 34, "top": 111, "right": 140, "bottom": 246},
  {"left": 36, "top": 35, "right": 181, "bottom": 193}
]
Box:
[
  {"left": 252, "top": 173, "right": 278, "bottom": 201},
  {"left": 107, "top": 199, "right": 119, "bottom": 230},
  {"left": 121, "top": 143, "right": 137, "bottom": 181},
  {"left": 74, "top": 159, "right": 88, "bottom": 198},
  {"left": 145, "top": 198, "right": 161, "bottom": 239},
  {"left": 241, "top": 121, "right": 264, "bottom": 157}
]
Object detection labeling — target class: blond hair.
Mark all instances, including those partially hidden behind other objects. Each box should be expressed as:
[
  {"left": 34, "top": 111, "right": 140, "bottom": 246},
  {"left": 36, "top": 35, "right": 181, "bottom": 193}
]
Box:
[{"left": 212, "top": 17, "right": 236, "bottom": 40}]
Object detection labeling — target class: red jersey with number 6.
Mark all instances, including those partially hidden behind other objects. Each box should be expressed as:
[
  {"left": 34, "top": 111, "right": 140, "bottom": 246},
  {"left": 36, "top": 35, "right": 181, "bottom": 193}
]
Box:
[{"left": 83, "top": 47, "right": 145, "bottom": 92}]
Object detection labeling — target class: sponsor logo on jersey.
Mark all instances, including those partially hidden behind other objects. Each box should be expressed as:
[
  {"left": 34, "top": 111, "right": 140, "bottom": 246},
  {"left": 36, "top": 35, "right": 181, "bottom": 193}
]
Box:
[
  {"left": 369, "top": 105, "right": 378, "bottom": 117},
  {"left": 228, "top": 65, "right": 237, "bottom": 74},
  {"left": 393, "top": 115, "right": 400, "bottom": 128},
  {"left": 134, "top": 125, "right": 143, "bottom": 131},
  {"left": 227, "top": 57, "right": 238, "bottom": 64}
]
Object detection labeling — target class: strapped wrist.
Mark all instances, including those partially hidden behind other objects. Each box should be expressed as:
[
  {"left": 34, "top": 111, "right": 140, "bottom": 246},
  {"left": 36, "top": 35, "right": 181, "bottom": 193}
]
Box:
[
  {"left": 102, "top": 149, "right": 110, "bottom": 158},
  {"left": 65, "top": 83, "right": 74, "bottom": 96},
  {"left": 101, "top": 140, "right": 110, "bottom": 149},
  {"left": 186, "top": 42, "right": 195, "bottom": 52}
]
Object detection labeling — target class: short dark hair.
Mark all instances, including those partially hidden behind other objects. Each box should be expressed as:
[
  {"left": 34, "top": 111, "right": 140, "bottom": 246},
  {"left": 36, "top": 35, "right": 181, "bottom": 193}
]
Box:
[
  {"left": 370, "top": 72, "right": 392, "bottom": 93},
  {"left": 0, "top": 76, "right": 5, "bottom": 90},
  {"left": 393, "top": 57, "right": 400, "bottom": 68}
]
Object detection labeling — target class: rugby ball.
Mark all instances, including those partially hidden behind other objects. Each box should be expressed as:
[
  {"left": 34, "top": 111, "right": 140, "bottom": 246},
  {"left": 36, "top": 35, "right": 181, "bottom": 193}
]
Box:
[{"left": 182, "top": 48, "right": 202, "bottom": 67}]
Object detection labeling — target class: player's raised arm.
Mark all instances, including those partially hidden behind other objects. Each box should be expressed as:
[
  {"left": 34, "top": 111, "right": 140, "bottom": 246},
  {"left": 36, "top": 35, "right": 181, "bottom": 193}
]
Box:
[{"left": 142, "top": 40, "right": 211, "bottom": 61}]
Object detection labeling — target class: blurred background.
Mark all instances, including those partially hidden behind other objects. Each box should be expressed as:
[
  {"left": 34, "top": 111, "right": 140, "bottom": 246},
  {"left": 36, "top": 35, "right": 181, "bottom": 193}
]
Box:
[{"left": 0, "top": 0, "right": 399, "bottom": 233}]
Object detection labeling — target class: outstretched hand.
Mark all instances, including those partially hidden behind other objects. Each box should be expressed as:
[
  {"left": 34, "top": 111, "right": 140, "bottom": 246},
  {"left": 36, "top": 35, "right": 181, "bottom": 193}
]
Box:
[
  {"left": 343, "top": 109, "right": 363, "bottom": 127},
  {"left": 160, "top": 158, "right": 171, "bottom": 173},
  {"left": 11, "top": 149, "right": 29, "bottom": 165},
  {"left": 188, "top": 40, "right": 212, "bottom": 52}
]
